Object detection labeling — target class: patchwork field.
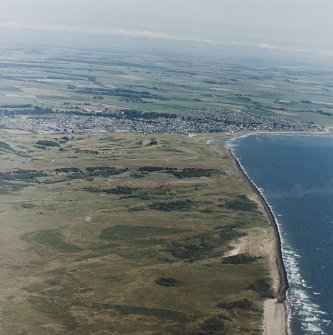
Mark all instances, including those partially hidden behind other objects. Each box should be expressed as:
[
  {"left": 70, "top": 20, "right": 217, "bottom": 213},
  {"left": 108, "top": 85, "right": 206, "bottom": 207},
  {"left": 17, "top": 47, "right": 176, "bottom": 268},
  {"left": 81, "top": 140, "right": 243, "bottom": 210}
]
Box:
[
  {"left": 0, "top": 132, "right": 277, "bottom": 334},
  {"left": 1, "top": 45, "right": 333, "bottom": 126}
]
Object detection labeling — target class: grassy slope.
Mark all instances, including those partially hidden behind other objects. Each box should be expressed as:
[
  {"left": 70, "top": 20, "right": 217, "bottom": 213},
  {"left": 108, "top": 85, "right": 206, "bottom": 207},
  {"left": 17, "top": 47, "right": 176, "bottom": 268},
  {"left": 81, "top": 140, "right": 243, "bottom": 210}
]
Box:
[{"left": 0, "top": 132, "right": 276, "bottom": 335}]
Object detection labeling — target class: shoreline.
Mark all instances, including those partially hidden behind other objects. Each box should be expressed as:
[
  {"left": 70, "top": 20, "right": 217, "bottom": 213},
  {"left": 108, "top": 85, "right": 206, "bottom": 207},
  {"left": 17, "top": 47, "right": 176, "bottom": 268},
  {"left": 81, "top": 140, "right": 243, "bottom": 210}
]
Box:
[
  {"left": 206, "top": 127, "right": 332, "bottom": 145},
  {"left": 228, "top": 148, "right": 289, "bottom": 334}
]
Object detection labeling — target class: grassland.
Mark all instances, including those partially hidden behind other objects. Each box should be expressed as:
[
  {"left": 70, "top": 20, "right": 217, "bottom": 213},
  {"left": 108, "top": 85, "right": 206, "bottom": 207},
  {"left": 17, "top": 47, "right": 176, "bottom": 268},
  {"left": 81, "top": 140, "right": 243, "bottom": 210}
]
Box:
[{"left": 0, "top": 132, "right": 278, "bottom": 334}]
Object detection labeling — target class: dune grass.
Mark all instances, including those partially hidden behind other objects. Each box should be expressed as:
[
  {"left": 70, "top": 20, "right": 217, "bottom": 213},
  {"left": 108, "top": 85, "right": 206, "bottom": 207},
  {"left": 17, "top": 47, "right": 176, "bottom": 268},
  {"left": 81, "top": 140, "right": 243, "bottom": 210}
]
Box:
[{"left": 0, "top": 132, "right": 274, "bottom": 334}]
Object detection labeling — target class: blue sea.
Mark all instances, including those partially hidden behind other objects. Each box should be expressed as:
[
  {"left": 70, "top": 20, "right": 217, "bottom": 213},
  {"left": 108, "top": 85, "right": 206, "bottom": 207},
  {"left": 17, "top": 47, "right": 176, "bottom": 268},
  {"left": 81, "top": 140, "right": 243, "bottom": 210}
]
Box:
[{"left": 225, "top": 134, "right": 333, "bottom": 335}]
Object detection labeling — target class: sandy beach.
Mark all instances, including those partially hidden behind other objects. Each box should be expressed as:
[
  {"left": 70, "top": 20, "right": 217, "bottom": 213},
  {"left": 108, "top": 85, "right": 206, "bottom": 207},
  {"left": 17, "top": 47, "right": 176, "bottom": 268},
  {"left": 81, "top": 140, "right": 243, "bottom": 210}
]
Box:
[
  {"left": 226, "top": 227, "right": 287, "bottom": 335},
  {"left": 264, "top": 299, "right": 286, "bottom": 335}
]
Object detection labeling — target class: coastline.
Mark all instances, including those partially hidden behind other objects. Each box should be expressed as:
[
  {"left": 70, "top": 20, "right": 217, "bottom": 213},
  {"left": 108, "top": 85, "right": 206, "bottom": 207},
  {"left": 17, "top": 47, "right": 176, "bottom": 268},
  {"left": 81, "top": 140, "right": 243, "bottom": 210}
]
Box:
[
  {"left": 228, "top": 148, "right": 289, "bottom": 334},
  {"left": 206, "top": 127, "right": 331, "bottom": 145}
]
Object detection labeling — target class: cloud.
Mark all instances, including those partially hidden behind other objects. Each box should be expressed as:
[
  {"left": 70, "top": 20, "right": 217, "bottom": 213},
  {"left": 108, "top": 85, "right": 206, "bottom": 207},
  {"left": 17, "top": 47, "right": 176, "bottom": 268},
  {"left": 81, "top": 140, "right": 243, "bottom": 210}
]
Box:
[
  {"left": 0, "top": 21, "right": 172, "bottom": 39},
  {"left": 0, "top": 21, "right": 224, "bottom": 46},
  {"left": 257, "top": 43, "right": 333, "bottom": 58},
  {"left": 1, "top": 21, "right": 333, "bottom": 59}
]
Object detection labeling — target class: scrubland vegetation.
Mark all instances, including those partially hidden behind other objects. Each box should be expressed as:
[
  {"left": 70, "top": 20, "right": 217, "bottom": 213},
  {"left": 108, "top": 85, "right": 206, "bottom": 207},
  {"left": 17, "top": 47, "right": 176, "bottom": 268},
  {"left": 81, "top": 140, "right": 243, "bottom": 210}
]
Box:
[{"left": 0, "top": 132, "right": 276, "bottom": 334}]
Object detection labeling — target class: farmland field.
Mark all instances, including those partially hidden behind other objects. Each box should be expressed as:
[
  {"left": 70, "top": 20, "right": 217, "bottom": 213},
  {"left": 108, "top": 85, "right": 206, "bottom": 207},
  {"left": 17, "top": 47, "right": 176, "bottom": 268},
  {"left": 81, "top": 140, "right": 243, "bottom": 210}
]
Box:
[{"left": 0, "top": 45, "right": 333, "bottom": 126}]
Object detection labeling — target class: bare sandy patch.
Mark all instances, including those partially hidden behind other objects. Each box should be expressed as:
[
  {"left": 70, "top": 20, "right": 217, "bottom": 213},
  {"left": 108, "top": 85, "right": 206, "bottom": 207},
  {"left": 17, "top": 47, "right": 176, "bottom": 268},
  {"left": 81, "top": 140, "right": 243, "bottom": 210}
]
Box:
[
  {"left": 263, "top": 299, "right": 286, "bottom": 335},
  {"left": 224, "top": 187, "right": 286, "bottom": 334},
  {"left": 226, "top": 226, "right": 287, "bottom": 335}
]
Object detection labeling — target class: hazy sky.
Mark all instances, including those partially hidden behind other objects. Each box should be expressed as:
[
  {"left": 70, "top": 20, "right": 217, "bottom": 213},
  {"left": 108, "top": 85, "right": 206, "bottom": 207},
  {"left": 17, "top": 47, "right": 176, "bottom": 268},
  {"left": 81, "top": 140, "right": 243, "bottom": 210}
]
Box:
[{"left": 1, "top": 0, "right": 333, "bottom": 55}]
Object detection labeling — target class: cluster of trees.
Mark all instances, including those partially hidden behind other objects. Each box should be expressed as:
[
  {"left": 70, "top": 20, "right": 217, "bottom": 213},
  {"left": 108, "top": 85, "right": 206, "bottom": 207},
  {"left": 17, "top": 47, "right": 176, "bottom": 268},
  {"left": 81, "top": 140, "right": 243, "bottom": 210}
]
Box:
[
  {"left": 0, "top": 169, "right": 47, "bottom": 181},
  {"left": 149, "top": 199, "right": 193, "bottom": 211},
  {"left": 74, "top": 87, "right": 166, "bottom": 101},
  {"left": 85, "top": 166, "right": 128, "bottom": 177},
  {"left": 84, "top": 185, "right": 136, "bottom": 195},
  {"left": 0, "top": 104, "right": 33, "bottom": 108},
  {"left": 2, "top": 106, "right": 54, "bottom": 116},
  {"left": 36, "top": 140, "right": 59, "bottom": 147},
  {"left": 137, "top": 166, "right": 221, "bottom": 178},
  {"left": 225, "top": 195, "right": 258, "bottom": 212},
  {"left": 0, "top": 141, "right": 15, "bottom": 151},
  {"left": 51, "top": 166, "right": 128, "bottom": 180}
]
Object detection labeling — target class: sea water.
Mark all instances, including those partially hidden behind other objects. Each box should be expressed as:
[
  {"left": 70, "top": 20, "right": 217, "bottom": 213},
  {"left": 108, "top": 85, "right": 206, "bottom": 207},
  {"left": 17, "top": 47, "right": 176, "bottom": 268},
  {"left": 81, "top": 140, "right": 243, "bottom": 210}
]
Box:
[{"left": 225, "top": 134, "right": 333, "bottom": 335}]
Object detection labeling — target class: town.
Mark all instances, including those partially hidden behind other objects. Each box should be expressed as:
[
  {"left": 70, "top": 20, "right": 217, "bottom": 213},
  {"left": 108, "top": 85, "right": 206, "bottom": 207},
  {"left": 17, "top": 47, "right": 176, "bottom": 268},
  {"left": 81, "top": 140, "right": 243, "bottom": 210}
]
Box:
[{"left": 0, "top": 105, "right": 321, "bottom": 134}]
